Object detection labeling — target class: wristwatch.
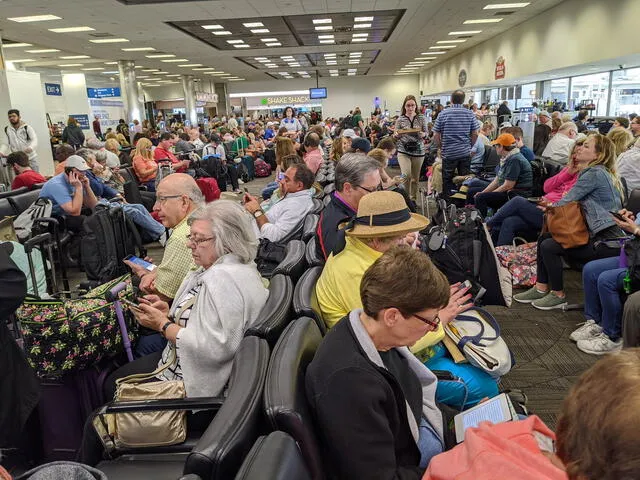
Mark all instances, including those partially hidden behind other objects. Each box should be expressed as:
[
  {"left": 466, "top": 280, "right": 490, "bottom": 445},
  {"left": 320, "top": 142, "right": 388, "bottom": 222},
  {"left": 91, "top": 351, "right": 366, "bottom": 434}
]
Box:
[
  {"left": 253, "top": 209, "right": 264, "bottom": 219},
  {"left": 161, "top": 320, "right": 174, "bottom": 338}
]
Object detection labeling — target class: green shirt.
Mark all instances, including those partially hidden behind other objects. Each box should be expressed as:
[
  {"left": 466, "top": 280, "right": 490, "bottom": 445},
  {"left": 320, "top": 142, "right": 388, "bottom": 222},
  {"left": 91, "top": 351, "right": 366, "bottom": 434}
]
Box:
[
  {"left": 231, "top": 136, "right": 250, "bottom": 153},
  {"left": 154, "top": 216, "right": 196, "bottom": 299},
  {"left": 352, "top": 114, "right": 363, "bottom": 128}
]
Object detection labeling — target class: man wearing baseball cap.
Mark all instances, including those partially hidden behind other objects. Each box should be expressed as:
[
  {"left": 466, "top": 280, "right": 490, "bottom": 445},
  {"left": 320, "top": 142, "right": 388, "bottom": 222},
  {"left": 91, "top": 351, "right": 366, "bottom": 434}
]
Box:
[
  {"left": 39, "top": 155, "right": 98, "bottom": 232},
  {"left": 467, "top": 133, "right": 533, "bottom": 217}
]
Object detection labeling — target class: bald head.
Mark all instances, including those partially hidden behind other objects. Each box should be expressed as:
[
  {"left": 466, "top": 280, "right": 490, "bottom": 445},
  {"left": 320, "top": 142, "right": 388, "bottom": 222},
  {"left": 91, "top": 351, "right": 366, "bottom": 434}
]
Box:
[
  {"left": 155, "top": 174, "right": 205, "bottom": 228},
  {"left": 159, "top": 174, "right": 203, "bottom": 204}
]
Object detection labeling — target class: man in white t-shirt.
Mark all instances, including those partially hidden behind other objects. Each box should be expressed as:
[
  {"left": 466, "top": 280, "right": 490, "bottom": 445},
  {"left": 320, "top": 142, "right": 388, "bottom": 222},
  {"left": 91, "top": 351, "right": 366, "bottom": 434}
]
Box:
[
  {"left": 542, "top": 121, "right": 578, "bottom": 165},
  {"left": 2, "top": 109, "right": 39, "bottom": 172}
]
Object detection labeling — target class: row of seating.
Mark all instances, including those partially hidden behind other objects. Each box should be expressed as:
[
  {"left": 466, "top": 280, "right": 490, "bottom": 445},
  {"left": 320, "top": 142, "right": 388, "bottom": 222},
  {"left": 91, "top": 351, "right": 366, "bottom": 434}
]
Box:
[
  {"left": 0, "top": 188, "right": 41, "bottom": 219},
  {"left": 0, "top": 182, "right": 44, "bottom": 200}
]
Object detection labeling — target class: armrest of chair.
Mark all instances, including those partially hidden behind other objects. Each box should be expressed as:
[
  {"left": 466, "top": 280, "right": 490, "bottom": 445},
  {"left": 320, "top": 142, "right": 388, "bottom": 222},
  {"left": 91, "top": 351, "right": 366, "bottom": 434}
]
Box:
[{"left": 100, "top": 396, "right": 225, "bottom": 415}]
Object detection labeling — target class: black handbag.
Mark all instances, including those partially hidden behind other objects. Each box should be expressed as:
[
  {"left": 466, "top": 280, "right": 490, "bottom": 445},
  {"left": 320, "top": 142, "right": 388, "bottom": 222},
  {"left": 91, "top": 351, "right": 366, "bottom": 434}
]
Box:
[{"left": 255, "top": 239, "right": 287, "bottom": 278}]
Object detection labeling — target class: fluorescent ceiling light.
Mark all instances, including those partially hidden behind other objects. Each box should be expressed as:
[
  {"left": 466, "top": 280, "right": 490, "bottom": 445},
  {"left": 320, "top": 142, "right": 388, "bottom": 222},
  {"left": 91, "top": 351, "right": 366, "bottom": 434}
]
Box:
[
  {"left": 146, "top": 54, "right": 175, "bottom": 58},
  {"left": 3, "top": 43, "right": 32, "bottom": 48},
  {"left": 484, "top": 2, "right": 530, "bottom": 8},
  {"left": 255, "top": 57, "right": 268, "bottom": 60},
  {"left": 430, "top": 45, "right": 456, "bottom": 49},
  {"left": 251, "top": 29, "right": 270, "bottom": 34},
  {"left": 354, "top": 16, "right": 374, "bottom": 22},
  {"left": 350, "top": 52, "right": 362, "bottom": 56},
  {"left": 178, "top": 64, "right": 203, "bottom": 67},
  {"left": 9, "top": 58, "right": 35, "bottom": 63},
  {"left": 227, "top": 40, "right": 244, "bottom": 44},
  {"left": 352, "top": 33, "right": 368, "bottom": 37},
  {"left": 104, "top": 61, "right": 118, "bottom": 65},
  {"left": 234, "top": 44, "right": 251, "bottom": 48},
  {"left": 136, "top": 76, "right": 149, "bottom": 79},
  {"left": 202, "top": 24, "right": 223, "bottom": 30},
  {"left": 161, "top": 58, "right": 189, "bottom": 62},
  {"left": 348, "top": 68, "right": 357, "bottom": 72},
  {"left": 62, "top": 55, "right": 90, "bottom": 59},
  {"left": 319, "top": 40, "right": 335, "bottom": 44},
  {"left": 265, "top": 42, "right": 281, "bottom": 46},
  {"left": 8, "top": 14, "right": 61, "bottom": 22},
  {"left": 102, "top": 71, "right": 119, "bottom": 74},
  {"left": 437, "top": 40, "right": 467, "bottom": 43},
  {"left": 243, "top": 22, "right": 264, "bottom": 27},
  {"left": 281, "top": 56, "right": 294, "bottom": 59},
  {"left": 266, "top": 64, "right": 278, "bottom": 68},
  {"left": 134, "top": 65, "right": 143, "bottom": 68},
  {"left": 352, "top": 38, "right": 367, "bottom": 42},
  {"left": 82, "top": 67, "right": 104, "bottom": 71},
  {"left": 122, "top": 47, "right": 155, "bottom": 51},
  {"left": 151, "top": 71, "right": 168, "bottom": 74},
  {"left": 90, "top": 38, "right": 130, "bottom": 43},
  {"left": 26, "top": 49, "right": 60, "bottom": 53},
  {"left": 142, "top": 69, "right": 159, "bottom": 72},
  {"left": 165, "top": 74, "right": 180, "bottom": 77},
  {"left": 209, "top": 72, "right": 228, "bottom": 76},
  {"left": 193, "top": 67, "right": 214, "bottom": 71},
  {"left": 212, "top": 31, "right": 232, "bottom": 36},
  {"left": 330, "top": 73, "right": 338, "bottom": 77},
  {"left": 426, "top": 51, "right": 447, "bottom": 54},
  {"left": 58, "top": 63, "right": 83, "bottom": 67},
  {"left": 49, "top": 26, "right": 95, "bottom": 33},
  {"left": 298, "top": 71, "right": 308, "bottom": 74},
  {"left": 318, "top": 35, "right": 334, "bottom": 39},
  {"left": 228, "top": 78, "right": 245, "bottom": 81},
  {"left": 463, "top": 18, "right": 503, "bottom": 24},
  {"left": 315, "top": 26, "right": 333, "bottom": 31},
  {"left": 349, "top": 60, "right": 360, "bottom": 64},
  {"left": 347, "top": 73, "right": 356, "bottom": 76},
  {"left": 324, "top": 53, "right": 336, "bottom": 57},
  {"left": 288, "top": 62, "right": 300, "bottom": 66},
  {"left": 326, "top": 60, "right": 337, "bottom": 65},
  {"left": 261, "top": 38, "right": 277, "bottom": 42},
  {"left": 312, "top": 19, "right": 332, "bottom": 24},
  {"left": 353, "top": 23, "right": 371, "bottom": 29},
  {"left": 449, "top": 30, "right": 482, "bottom": 35}
]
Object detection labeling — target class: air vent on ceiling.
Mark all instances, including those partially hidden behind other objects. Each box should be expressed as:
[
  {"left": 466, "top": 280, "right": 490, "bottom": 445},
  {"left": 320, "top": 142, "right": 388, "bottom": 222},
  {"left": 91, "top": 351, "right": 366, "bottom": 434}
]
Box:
[
  {"left": 89, "top": 32, "right": 115, "bottom": 38},
  {"left": 337, "top": 40, "right": 351, "bottom": 45},
  {"left": 456, "top": 35, "right": 473, "bottom": 39},
  {"left": 334, "top": 26, "right": 353, "bottom": 32},
  {"left": 494, "top": 11, "right": 515, "bottom": 15}
]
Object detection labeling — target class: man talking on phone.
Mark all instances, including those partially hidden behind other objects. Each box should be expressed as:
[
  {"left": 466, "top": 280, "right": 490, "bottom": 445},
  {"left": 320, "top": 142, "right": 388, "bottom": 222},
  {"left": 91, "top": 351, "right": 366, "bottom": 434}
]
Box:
[{"left": 38, "top": 155, "right": 98, "bottom": 233}]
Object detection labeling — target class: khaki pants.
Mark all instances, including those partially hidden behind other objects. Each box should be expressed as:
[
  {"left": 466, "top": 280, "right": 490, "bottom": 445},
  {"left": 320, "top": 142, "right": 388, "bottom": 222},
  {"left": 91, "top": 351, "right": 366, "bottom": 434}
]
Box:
[{"left": 397, "top": 152, "right": 423, "bottom": 200}]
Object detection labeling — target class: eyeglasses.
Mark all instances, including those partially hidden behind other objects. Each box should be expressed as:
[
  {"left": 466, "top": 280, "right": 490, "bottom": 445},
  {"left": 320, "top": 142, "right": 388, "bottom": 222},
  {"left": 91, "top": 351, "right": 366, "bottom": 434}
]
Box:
[
  {"left": 156, "top": 194, "right": 183, "bottom": 204},
  {"left": 412, "top": 312, "right": 441, "bottom": 329},
  {"left": 186, "top": 235, "right": 214, "bottom": 246},
  {"left": 356, "top": 183, "right": 384, "bottom": 193}
]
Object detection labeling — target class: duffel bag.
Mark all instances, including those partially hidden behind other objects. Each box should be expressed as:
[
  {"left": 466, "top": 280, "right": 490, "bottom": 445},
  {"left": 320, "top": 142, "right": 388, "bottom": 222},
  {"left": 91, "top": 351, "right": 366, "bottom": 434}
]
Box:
[
  {"left": 495, "top": 237, "right": 537, "bottom": 288},
  {"left": 15, "top": 274, "right": 137, "bottom": 379}
]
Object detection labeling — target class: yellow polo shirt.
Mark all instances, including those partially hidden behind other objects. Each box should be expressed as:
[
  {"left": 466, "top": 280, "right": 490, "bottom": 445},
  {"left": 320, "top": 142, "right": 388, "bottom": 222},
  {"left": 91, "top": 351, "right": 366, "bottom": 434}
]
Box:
[
  {"left": 316, "top": 236, "right": 444, "bottom": 349},
  {"left": 154, "top": 216, "right": 197, "bottom": 299}
]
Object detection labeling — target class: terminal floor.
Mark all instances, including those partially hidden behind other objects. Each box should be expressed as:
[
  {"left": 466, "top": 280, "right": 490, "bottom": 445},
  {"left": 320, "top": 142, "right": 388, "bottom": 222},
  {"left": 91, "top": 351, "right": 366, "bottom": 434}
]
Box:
[{"left": 69, "top": 171, "right": 595, "bottom": 430}]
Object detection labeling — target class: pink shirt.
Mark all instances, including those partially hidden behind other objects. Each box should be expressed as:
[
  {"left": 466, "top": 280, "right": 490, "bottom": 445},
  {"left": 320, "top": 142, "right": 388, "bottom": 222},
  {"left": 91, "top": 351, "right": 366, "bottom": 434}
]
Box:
[
  {"left": 542, "top": 167, "right": 578, "bottom": 203},
  {"left": 304, "top": 148, "right": 323, "bottom": 174}
]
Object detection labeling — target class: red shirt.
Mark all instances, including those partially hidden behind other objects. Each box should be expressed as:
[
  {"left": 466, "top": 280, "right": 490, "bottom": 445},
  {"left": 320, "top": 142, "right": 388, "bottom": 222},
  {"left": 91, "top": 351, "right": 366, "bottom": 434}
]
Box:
[
  {"left": 11, "top": 169, "right": 47, "bottom": 190},
  {"left": 153, "top": 146, "right": 186, "bottom": 173}
]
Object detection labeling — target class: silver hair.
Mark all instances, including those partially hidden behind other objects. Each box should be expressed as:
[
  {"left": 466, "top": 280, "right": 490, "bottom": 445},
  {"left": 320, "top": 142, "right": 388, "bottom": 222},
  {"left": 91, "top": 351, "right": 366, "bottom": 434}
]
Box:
[
  {"left": 86, "top": 138, "right": 104, "bottom": 150},
  {"left": 94, "top": 150, "right": 108, "bottom": 164},
  {"left": 335, "top": 152, "right": 381, "bottom": 191},
  {"left": 75, "top": 148, "right": 94, "bottom": 162},
  {"left": 188, "top": 200, "right": 258, "bottom": 263}
]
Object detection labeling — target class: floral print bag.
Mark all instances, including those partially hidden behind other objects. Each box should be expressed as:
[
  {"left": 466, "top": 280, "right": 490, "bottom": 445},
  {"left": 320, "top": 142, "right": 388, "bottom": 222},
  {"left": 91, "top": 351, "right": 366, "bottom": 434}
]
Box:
[{"left": 15, "top": 274, "right": 137, "bottom": 379}]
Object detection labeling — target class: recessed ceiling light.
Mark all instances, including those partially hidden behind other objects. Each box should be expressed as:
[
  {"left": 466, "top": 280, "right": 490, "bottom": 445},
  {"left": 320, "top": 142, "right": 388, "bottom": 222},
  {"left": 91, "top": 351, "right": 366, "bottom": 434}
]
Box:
[
  {"left": 349, "top": 60, "right": 360, "bottom": 64},
  {"left": 151, "top": 71, "right": 169, "bottom": 74},
  {"left": 58, "top": 63, "right": 83, "bottom": 67},
  {"left": 353, "top": 23, "right": 371, "bottom": 29},
  {"left": 122, "top": 47, "right": 156, "bottom": 51},
  {"left": 449, "top": 30, "right": 482, "bottom": 35},
  {"left": 318, "top": 35, "right": 334, "bottom": 39},
  {"left": 408, "top": 61, "right": 427, "bottom": 65},
  {"left": 209, "top": 72, "right": 228, "bottom": 76},
  {"left": 243, "top": 22, "right": 264, "bottom": 27},
  {"left": 330, "top": 73, "right": 338, "bottom": 77},
  {"left": 315, "top": 26, "right": 333, "bottom": 31},
  {"left": 26, "top": 49, "right": 60, "bottom": 53},
  {"left": 102, "top": 71, "right": 119, "bottom": 74},
  {"left": 234, "top": 44, "right": 251, "bottom": 48},
  {"left": 255, "top": 57, "right": 268, "bottom": 60},
  {"left": 3, "top": 43, "right": 32, "bottom": 48},
  {"left": 90, "top": 38, "right": 130, "bottom": 43},
  {"left": 463, "top": 18, "right": 503, "bottom": 24},
  {"left": 202, "top": 24, "right": 223, "bottom": 30},
  {"left": 161, "top": 58, "right": 189, "bottom": 62},
  {"left": 142, "top": 84, "right": 159, "bottom": 87},
  {"left": 430, "top": 45, "right": 456, "bottom": 49},
  {"left": 352, "top": 33, "right": 369, "bottom": 37},
  {"left": 326, "top": 60, "right": 337, "bottom": 65},
  {"left": 62, "top": 55, "right": 90, "bottom": 59},
  {"left": 212, "top": 31, "right": 233, "bottom": 36},
  {"left": 312, "top": 18, "right": 332, "bottom": 24},
  {"left": 484, "top": 2, "right": 530, "bottom": 8},
  {"left": 142, "top": 68, "right": 159, "bottom": 72},
  {"left": 104, "top": 61, "right": 118, "bottom": 65},
  {"left": 261, "top": 38, "right": 278, "bottom": 42},
  {"left": 82, "top": 67, "right": 104, "bottom": 71},
  {"left": 348, "top": 73, "right": 356, "bottom": 76},
  {"left": 324, "top": 53, "right": 336, "bottom": 57},
  {"left": 288, "top": 62, "right": 301, "bottom": 67},
  {"left": 251, "top": 29, "right": 270, "bottom": 34},
  {"left": 437, "top": 40, "right": 467, "bottom": 43},
  {"left": 354, "top": 16, "right": 374, "bottom": 22},
  {"left": 265, "top": 64, "right": 277, "bottom": 68},
  {"left": 136, "top": 76, "right": 150, "bottom": 79},
  {"left": 348, "top": 68, "right": 357, "bottom": 72},
  {"left": 178, "top": 64, "right": 203, "bottom": 67},
  {"left": 8, "top": 14, "right": 61, "bottom": 23},
  {"left": 228, "top": 78, "right": 245, "bottom": 81},
  {"left": 193, "top": 67, "right": 215, "bottom": 71},
  {"left": 134, "top": 66, "right": 144, "bottom": 68},
  {"left": 227, "top": 40, "right": 244, "bottom": 44},
  {"left": 265, "top": 42, "right": 281, "bottom": 46},
  {"left": 319, "top": 40, "right": 335, "bottom": 44},
  {"left": 146, "top": 54, "right": 175, "bottom": 58},
  {"left": 426, "top": 51, "right": 447, "bottom": 55},
  {"left": 165, "top": 74, "right": 181, "bottom": 77},
  {"left": 350, "top": 52, "right": 363, "bottom": 56},
  {"left": 49, "top": 26, "right": 95, "bottom": 33},
  {"left": 352, "top": 38, "right": 367, "bottom": 42},
  {"left": 298, "top": 71, "right": 308, "bottom": 74}
]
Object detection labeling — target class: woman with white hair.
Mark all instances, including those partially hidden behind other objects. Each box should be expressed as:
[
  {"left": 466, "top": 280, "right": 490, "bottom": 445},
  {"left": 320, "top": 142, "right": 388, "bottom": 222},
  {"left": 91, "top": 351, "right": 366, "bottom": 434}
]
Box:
[{"left": 103, "top": 200, "right": 269, "bottom": 399}]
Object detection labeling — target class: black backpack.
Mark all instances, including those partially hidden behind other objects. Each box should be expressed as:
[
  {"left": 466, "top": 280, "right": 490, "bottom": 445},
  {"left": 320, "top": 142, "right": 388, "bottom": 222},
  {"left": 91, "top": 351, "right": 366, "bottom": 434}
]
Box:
[
  {"left": 529, "top": 158, "right": 548, "bottom": 197},
  {"left": 81, "top": 204, "right": 145, "bottom": 283},
  {"left": 202, "top": 155, "right": 228, "bottom": 191},
  {"left": 341, "top": 115, "right": 354, "bottom": 130}
]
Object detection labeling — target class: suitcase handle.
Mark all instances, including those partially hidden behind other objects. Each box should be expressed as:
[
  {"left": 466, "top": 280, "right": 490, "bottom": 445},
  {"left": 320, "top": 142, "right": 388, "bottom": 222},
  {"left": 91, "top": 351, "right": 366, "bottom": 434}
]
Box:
[{"left": 107, "top": 282, "right": 134, "bottom": 362}]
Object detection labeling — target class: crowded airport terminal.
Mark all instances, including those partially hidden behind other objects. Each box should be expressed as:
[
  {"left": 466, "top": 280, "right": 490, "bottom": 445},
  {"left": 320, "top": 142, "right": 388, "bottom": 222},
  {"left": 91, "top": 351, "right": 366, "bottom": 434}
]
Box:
[{"left": 2, "top": 0, "right": 640, "bottom": 478}]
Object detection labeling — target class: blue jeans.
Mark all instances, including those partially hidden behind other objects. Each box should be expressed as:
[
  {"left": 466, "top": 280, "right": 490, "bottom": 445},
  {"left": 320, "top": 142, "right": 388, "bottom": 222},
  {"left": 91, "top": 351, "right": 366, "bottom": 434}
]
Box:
[
  {"left": 417, "top": 417, "right": 444, "bottom": 469},
  {"left": 486, "top": 196, "right": 544, "bottom": 246},
  {"left": 134, "top": 333, "right": 168, "bottom": 358},
  {"left": 120, "top": 203, "right": 165, "bottom": 240},
  {"left": 582, "top": 256, "right": 626, "bottom": 340}
]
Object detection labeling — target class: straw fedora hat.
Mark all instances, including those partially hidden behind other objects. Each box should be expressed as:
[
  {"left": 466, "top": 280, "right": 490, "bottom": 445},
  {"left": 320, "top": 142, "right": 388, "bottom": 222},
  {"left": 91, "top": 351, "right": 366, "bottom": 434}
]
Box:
[{"left": 345, "top": 190, "right": 429, "bottom": 238}]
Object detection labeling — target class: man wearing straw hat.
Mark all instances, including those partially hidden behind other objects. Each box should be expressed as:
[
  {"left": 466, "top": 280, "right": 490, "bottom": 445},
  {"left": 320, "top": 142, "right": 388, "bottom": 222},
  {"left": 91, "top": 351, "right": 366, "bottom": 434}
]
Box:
[{"left": 316, "top": 190, "right": 472, "bottom": 332}]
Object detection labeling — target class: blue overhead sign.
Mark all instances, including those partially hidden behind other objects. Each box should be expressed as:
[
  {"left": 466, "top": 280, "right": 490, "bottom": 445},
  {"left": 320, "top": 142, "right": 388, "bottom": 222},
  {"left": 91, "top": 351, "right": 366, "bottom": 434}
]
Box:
[
  {"left": 45, "top": 83, "right": 62, "bottom": 96},
  {"left": 69, "top": 114, "right": 90, "bottom": 130},
  {"left": 87, "top": 87, "right": 121, "bottom": 99}
]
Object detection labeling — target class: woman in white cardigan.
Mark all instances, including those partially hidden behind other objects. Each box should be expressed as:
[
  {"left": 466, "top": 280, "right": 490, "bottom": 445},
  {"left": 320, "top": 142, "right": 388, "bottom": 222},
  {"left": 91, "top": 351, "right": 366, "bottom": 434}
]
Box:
[{"left": 104, "top": 200, "right": 269, "bottom": 399}]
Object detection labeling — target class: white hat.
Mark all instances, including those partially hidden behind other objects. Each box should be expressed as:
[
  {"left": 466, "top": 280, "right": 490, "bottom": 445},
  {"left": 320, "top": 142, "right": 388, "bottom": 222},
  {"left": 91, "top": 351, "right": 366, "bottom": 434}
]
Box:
[
  {"left": 105, "top": 151, "right": 120, "bottom": 169},
  {"left": 539, "top": 110, "right": 551, "bottom": 118},
  {"left": 342, "top": 128, "right": 357, "bottom": 138},
  {"left": 499, "top": 121, "right": 513, "bottom": 129},
  {"left": 266, "top": 122, "right": 274, "bottom": 127},
  {"left": 65, "top": 155, "right": 91, "bottom": 171}
]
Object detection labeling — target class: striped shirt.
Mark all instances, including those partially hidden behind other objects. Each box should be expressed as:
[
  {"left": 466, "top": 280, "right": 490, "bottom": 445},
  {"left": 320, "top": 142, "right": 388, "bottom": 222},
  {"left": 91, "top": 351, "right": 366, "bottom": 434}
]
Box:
[
  {"left": 395, "top": 114, "right": 428, "bottom": 157},
  {"left": 433, "top": 105, "right": 480, "bottom": 160}
]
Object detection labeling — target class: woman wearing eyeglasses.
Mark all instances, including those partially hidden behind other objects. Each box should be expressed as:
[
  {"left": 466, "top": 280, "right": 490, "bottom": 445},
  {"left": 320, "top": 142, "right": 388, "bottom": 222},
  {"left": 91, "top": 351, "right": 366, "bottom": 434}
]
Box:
[{"left": 307, "top": 247, "right": 459, "bottom": 480}]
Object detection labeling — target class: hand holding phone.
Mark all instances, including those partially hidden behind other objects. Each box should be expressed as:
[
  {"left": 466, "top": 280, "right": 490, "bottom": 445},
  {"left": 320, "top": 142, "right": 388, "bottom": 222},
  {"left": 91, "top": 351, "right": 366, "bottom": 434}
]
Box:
[
  {"left": 121, "top": 298, "right": 142, "bottom": 310},
  {"left": 610, "top": 211, "right": 628, "bottom": 222}
]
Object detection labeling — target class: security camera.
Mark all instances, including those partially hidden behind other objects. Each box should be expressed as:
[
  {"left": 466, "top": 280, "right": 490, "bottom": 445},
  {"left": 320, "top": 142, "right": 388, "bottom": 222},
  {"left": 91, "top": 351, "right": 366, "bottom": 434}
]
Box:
[{"left": 619, "top": 64, "right": 625, "bottom": 70}]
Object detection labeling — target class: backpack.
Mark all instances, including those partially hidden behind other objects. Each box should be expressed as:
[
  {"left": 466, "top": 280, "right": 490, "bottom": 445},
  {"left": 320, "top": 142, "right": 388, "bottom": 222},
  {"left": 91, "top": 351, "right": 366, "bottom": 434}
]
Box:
[
  {"left": 14, "top": 197, "right": 53, "bottom": 241},
  {"left": 196, "top": 177, "right": 221, "bottom": 202},
  {"left": 254, "top": 159, "right": 272, "bottom": 177},
  {"left": 529, "top": 158, "right": 547, "bottom": 197},
  {"left": 4, "top": 125, "right": 30, "bottom": 143},
  {"left": 341, "top": 115, "right": 354, "bottom": 130},
  {"left": 236, "top": 162, "right": 250, "bottom": 183}
]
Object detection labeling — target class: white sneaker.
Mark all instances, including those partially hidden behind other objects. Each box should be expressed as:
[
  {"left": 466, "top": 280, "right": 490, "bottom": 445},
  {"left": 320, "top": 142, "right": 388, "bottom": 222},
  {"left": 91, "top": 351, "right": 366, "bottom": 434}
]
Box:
[
  {"left": 576, "top": 332, "right": 622, "bottom": 355},
  {"left": 569, "top": 319, "right": 603, "bottom": 342},
  {"left": 238, "top": 179, "right": 245, "bottom": 185}
]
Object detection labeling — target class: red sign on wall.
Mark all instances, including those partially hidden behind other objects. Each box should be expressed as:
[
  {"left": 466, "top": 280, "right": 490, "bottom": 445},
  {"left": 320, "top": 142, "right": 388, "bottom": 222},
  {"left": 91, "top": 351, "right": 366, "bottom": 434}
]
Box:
[{"left": 495, "top": 56, "right": 506, "bottom": 80}]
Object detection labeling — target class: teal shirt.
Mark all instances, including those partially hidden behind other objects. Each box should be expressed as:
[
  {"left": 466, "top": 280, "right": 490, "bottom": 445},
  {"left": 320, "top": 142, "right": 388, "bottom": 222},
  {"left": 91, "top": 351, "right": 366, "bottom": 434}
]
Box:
[{"left": 4, "top": 241, "right": 47, "bottom": 297}]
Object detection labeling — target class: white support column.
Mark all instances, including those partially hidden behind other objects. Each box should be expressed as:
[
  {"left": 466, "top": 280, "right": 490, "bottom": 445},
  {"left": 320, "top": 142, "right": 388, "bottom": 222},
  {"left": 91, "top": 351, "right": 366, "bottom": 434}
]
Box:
[
  {"left": 182, "top": 75, "right": 197, "bottom": 127},
  {"left": 118, "top": 60, "right": 145, "bottom": 124}
]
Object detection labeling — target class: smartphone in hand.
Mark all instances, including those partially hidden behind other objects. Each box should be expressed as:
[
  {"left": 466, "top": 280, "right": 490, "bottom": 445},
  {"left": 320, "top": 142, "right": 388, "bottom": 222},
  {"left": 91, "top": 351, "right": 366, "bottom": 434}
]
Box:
[{"left": 610, "top": 211, "right": 627, "bottom": 222}]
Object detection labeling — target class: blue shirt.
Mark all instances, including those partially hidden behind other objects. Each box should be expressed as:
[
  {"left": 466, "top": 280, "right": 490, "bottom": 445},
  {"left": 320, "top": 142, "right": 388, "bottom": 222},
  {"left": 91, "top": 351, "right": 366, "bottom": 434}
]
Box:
[
  {"left": 520, "top": 145, "right": 535, "bottom": 162},
  {"left": 433, "top": 105, "right": 480, "bottom": 160},
  {"left": 264, "top": 128, "right": 275, "bottom": 140},
  {"left": 497, "top": 152, "right": 533, "bottom": 193},
  {"left": 39, "top": 173, "right": 75, "bottom": 216},
  {"left": 470, "top": 135, "right": 486, "bottom": 174},
  {"left": 85, "top": 171, "right": 119, "bottom": 199}
]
